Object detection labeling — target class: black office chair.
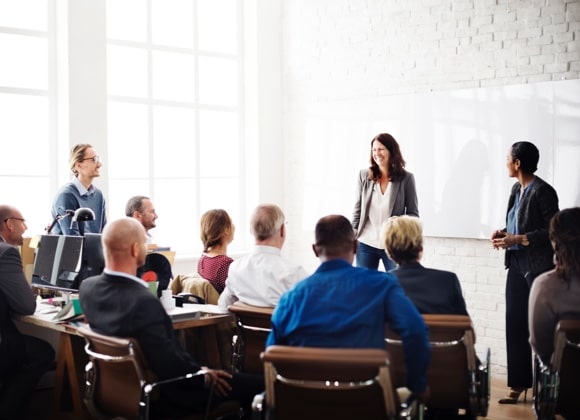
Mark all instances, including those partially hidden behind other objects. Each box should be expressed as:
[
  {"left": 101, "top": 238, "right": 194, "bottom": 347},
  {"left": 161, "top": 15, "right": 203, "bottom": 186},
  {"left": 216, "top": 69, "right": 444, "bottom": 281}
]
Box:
[
  {"left": 534, "top": 319, "right": 580, "bottom": 419},
  {"left": 137, "top": 253, "right": 173, "bottom": 297}
]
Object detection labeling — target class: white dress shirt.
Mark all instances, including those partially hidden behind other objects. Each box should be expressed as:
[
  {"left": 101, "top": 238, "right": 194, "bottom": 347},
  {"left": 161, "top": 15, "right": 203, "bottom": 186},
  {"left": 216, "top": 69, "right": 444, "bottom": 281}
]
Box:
[{"left": 218, "top": 245, "right": 308, "bottom": 309}]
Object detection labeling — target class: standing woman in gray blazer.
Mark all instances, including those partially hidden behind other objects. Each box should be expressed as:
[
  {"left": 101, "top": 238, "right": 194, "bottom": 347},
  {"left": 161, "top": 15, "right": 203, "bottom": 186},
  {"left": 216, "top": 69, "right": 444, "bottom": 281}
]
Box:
[{"left": 351, "top": 133, "right": 418, "bottom": 271}]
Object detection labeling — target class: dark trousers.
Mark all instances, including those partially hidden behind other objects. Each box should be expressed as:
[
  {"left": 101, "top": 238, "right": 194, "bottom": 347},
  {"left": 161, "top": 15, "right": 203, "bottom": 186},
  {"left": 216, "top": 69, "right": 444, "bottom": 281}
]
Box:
[
  {"left": 0, "top": 334, "right": 55, "bottom": 420},
  {"left": 356, "top": 241, "right": 396, "bottom": 271},
  {"left": 505, "top": 250, "right": 535, "bottom": 389}
]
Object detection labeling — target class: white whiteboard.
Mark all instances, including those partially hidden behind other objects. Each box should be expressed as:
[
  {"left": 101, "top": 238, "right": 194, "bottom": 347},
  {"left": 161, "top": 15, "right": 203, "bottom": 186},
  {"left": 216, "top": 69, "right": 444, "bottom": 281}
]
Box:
[{"left": 293, "top": 79, "right": 580, "bottom": 239}]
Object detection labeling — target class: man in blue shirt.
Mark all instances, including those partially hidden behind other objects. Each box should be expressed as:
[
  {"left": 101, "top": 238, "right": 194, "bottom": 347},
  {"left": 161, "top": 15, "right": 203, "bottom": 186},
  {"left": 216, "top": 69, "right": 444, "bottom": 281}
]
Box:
[{"left": 267, "top": 214, "right": 430, "bottom": 398}]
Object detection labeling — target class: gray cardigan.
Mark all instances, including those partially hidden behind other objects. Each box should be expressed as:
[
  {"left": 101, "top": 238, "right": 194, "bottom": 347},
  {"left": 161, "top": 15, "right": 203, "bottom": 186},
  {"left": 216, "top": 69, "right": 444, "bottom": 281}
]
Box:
[{"left": 351, "top": 169, "right": 419, "bottom": 238}]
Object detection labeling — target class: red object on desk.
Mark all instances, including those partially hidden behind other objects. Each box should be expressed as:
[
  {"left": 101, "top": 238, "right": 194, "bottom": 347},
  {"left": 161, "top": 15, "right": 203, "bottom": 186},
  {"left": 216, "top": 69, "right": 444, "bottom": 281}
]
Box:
[{"left": 141, "top": 271, "right": 157, "bottom": 282}]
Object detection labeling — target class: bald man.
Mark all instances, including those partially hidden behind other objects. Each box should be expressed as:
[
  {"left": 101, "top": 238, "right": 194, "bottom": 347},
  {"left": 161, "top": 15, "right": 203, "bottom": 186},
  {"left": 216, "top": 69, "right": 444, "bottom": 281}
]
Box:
[
  {"left": 0, "top": 205, "right": 55, "bottom": 419},
  {"left": 79, "top": 218, "right": 263, "bottom": 418}
]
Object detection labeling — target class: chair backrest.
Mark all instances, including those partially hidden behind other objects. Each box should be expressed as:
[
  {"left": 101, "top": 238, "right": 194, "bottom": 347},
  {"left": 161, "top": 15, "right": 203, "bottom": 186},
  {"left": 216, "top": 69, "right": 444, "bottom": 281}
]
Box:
[
  {"left": 261, "top": 345, "right": 399, "bottom": 420},
  {"left": 534, "top": 319, "right": 580, "bottom": 419},
  {"left": 170, "top": 273, "right": 220, "bottom": 305},
  {"left": 228, "top": 302, "right": 273, "bottom": 374},
  {"left": 78, "top": 327, "right": 154, "bottom": 420},
  {"left": 385, "top": 314, "right": 489, "bottom": 417}
]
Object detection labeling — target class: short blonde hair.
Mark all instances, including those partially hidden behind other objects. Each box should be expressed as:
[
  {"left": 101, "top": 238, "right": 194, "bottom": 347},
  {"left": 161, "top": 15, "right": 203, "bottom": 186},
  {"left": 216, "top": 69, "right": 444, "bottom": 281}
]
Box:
[{"left": 381, "top": 215, "right": 423, "bottom": 265}]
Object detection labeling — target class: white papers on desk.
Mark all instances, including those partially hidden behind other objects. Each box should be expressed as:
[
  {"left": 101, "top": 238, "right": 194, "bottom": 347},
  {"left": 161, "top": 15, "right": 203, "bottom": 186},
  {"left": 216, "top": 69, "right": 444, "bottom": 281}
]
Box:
[{"left": 166, "top": 303, "right": 229, "bottom": 321}]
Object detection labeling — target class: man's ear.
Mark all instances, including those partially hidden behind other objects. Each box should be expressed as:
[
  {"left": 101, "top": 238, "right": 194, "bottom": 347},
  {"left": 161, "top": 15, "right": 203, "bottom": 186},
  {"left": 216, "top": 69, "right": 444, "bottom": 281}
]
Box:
[{"left": 312, "top": 244, "right": 320, "bottom": 258}]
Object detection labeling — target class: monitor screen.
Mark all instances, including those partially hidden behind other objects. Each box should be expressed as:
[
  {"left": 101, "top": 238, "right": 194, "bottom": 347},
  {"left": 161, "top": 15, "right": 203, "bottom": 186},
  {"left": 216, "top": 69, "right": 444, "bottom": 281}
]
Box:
[
  {"left": 31, "top": 235, "right": 83, "bottom": 291},
  {"left": 71, "top": 233, "right": 105, "bottom": 289}
]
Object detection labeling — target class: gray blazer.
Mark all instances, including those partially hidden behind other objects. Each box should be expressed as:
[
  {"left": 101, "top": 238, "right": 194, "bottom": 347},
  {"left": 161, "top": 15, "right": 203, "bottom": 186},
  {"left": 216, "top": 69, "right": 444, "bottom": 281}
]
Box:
[{"left": 352, "top": 169, "right": 419, "bottom": 238}]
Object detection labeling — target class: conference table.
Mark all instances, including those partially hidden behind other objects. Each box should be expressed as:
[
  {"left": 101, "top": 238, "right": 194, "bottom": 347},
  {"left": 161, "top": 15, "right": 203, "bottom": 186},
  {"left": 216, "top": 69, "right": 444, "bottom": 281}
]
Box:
[{"left": 15, "top": 302, "right": 235, "bottom": 420}]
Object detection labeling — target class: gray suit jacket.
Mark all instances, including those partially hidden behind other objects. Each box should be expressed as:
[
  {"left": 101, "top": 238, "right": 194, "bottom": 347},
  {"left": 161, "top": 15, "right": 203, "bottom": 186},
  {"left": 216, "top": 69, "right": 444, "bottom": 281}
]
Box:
[{"left": 352, "top": 169, "right": 419, "bottom": 238}]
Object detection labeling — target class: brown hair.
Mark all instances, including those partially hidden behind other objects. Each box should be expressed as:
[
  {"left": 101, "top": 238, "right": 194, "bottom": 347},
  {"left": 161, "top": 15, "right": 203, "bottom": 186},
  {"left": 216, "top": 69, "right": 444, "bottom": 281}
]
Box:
[
  {"left": 368, "top": 133, "right": 407, "bottom": 182},
  {"left": 200, "top": 209, "right": 233, "bottom": 252},
  {"left": 550, "top": 207, "right": 580, "bottom": 282}
]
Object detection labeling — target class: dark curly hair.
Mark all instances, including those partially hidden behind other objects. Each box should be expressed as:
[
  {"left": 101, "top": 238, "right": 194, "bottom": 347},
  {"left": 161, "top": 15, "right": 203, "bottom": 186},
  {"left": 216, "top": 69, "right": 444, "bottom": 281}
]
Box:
[
  {"left": 368, "top": 133, "right": 407, "bottom": 182},
  {"left": 550, "top": 207, "right": 580, "bottom": 282}
]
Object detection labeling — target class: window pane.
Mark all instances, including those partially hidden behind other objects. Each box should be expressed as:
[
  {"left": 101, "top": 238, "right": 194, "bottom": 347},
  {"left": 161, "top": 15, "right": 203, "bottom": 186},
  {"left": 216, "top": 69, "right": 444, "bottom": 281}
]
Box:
[
  {"left": 106, "top": 0, "right": 147, "bottom": 42},
  {"left": 107, "top": 45, "right": 148, "bottom": 98},
  {"left": 199, "top": 110, "right": 238, "bottom": 177},
  {"left": 153, "top": 105, "right": 196, "bottom": 177},
  {"left": 2, "top": 176, "right": 50, "bottom": 236},
  {"left": 198, "top": 56, "right": 237, "bottom": 107},
  {"left": 151, "top": 0, "right": 194, "bottom": 49},
  {"left": 0, "top": 33, "right": 48, "bottom": 89},
  {"left": 0, "top": 0, "right": 47, "bottom": 31},
  {"left": 197, "top": 0, "right": 237, "bottom": 54},
  {"left": 0, "top": 93, "right": 48, "bottom": 175},
  {"left": 108, "top": 102, "right": 149, "bottom": 177},
  {"left": 154, "top": 178, "right": 197, "bottom": 254},
  {"left": 152, "top": 50, "right": 196, "bottom": 102},
  {"left": 108, "top": 179, "right": 150, "bottom": 221}
]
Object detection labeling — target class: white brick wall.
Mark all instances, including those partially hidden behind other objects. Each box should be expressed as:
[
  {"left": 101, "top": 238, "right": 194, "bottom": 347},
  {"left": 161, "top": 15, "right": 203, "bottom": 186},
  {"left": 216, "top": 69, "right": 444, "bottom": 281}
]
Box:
[{"left": 280, "top": 0, "right": 579, "bottom": 381}]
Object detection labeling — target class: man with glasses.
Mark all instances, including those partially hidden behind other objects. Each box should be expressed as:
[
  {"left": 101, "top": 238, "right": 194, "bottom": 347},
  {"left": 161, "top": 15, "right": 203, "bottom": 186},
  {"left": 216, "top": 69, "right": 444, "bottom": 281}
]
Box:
[
  {"left": 50, "top": 143, "right": 107, "bottom": 235},
  {"left": 0, "top": 205, "right": 55, "bottom": 419}
]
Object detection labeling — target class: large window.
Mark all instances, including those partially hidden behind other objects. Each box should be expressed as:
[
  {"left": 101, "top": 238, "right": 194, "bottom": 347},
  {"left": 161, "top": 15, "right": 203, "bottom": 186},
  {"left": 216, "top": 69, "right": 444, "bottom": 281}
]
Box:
[
  {"left": 0, "top": 0, "right": 53, "bottom": 234},
  {"left": 106, "top": 0, "right": 246, "bottom": 255}
]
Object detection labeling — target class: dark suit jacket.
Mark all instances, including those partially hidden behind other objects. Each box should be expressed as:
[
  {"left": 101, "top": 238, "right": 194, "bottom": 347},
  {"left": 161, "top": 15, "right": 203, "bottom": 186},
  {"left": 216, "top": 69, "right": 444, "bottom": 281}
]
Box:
[
  {"left": 79, "top": 272, "right": 206, "bottom": 405},
  {"left": 503, "top": 176, "right": 559, "bottom": 276},
  {"left": 0, "top": 240, "right": 36, "bottom": 373},
  {"left": 390, "top": 262, "right": 468, "bottom": 315}
]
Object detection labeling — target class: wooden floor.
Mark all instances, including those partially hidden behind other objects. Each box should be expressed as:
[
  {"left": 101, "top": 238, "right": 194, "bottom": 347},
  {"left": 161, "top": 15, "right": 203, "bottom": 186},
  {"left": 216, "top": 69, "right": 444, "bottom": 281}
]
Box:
[
  {"left": 25, "top": 378, "right": 537, "bottom": 420},
  {"left": 486, "top": 377, "right": 535, "bottom": 420}
]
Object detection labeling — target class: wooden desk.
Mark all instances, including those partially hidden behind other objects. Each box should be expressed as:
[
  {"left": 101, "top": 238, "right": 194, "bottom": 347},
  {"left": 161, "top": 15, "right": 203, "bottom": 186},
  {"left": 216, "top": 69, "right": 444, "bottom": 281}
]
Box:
[{"left": 15, "top": 303, "right": 234, "bottom": 420}]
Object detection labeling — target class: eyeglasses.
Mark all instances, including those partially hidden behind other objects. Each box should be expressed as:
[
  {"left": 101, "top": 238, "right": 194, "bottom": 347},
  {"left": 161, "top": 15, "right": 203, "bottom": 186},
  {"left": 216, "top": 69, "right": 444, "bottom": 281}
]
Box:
[
  {"left": 82, "top": 155, "right": 101, "bottom": 164},
  {"left": 4, "top": 217, "right": 26, "bottom": 223}
]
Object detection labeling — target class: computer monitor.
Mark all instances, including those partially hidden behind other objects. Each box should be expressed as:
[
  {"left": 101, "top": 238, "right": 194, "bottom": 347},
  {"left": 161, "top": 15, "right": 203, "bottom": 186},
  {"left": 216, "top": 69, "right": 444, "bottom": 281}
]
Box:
[
  {"left": 31, "top": 234, "right": 84, "bottom": 292},
  {"left": 71, "top": 233, "right": 105, "bottom": 289}
]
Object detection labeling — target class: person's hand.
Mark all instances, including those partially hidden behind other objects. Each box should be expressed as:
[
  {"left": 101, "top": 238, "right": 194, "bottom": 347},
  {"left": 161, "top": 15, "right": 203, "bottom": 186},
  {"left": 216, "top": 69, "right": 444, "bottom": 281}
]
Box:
[
  {"left": 203, "top": 368, "right": 233, "bottom": 397},
  {"left": 490, "top": 229, "right": 506, "bottom": 249},
  {"left": 491, "top": 232, "right": 522, "bottom": 249}
]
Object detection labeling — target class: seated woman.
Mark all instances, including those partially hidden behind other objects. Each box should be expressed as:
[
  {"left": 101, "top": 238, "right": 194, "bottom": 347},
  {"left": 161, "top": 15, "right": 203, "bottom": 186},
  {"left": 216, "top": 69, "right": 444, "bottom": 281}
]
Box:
[
  {"left": 198, "top": 209, "right": 235, "bottom": 294},
  {"left": 381, "top": 215, "right": 468, "bottom": 315},
  {"left": 529, "top": 207, "right": 580, "bottom": 365}
]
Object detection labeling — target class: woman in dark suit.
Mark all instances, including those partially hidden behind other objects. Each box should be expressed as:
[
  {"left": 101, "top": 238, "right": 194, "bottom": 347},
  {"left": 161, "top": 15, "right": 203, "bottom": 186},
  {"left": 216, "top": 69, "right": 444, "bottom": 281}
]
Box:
[
  {"left": 382, "top": 215, "right": 468, "bottom": 316},
  {"left": 490, "top": 141, "right": 559, "bottom": 404},
  {"left": 352, "top": 133, "right": 418, "bottom": 271}
]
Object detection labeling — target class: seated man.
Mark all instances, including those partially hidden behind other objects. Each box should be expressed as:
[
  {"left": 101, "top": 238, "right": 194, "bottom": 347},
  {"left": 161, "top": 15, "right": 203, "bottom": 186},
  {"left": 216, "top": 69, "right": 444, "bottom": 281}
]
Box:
[
  {"left": 79, "top": 217, "right": 263, "bottom": 418},
  {"left": 0, "top": 205, "right": 55, "bottom": 419},
  {"left": 125, "top": 195, "right": 158, "bottom": 246},
  {"left": 382, "top": 215, "right": 469, "bottom": 315},
  {"left": 218, "top": 204, "right": 308, "bottom": 309},
  {"left": 267, "top": 214, "right": 430, "bottom": 400}
]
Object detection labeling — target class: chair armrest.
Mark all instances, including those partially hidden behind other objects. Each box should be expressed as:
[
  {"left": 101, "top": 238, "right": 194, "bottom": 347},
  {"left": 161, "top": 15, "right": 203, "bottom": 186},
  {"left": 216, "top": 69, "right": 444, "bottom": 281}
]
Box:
[{"left": 145, "top": 369, "right": 207, "bottom": 395}]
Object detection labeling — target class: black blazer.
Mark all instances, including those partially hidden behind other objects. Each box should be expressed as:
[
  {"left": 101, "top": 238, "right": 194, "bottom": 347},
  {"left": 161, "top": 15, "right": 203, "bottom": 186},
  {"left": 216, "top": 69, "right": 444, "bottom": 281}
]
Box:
[
  {"left": 390, "top": 262, "right": 468, "bottom": 315},
  {"left": 503, "top": 176, "right": 559, "bottom": 276},
  {"left": 79, "top": 273, "right": 206, "bottom": 404}
]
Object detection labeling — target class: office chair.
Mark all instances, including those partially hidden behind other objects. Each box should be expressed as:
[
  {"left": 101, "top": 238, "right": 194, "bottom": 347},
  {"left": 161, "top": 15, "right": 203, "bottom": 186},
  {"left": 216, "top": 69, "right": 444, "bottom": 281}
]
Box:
[
  {"left": 137, "top": 253, "right": 173, "bottom": 298},
  {"left": 254, "top": 345, "right": 417, "bottom": 420},
  {"left": 78, "top": 327, "right": 241, "bottom": 420},
  {"left": 385, "top": 314, "right": 490, "bottom": 419},
  {"left": 533, "top": 319, "right": 580, "bottom": 419},
  {"left": 227, "top": 302, "right": 273, "bottom": 374}
]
